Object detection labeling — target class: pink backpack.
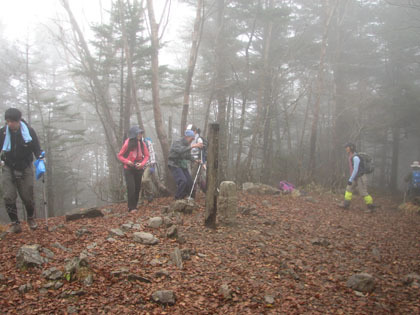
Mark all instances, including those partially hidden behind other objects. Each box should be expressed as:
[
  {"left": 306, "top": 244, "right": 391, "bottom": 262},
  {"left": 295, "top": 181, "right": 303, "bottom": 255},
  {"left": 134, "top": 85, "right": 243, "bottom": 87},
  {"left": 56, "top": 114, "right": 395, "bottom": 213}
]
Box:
[{"left": 279, "top": 181, "right": 295, "bottom": 193}]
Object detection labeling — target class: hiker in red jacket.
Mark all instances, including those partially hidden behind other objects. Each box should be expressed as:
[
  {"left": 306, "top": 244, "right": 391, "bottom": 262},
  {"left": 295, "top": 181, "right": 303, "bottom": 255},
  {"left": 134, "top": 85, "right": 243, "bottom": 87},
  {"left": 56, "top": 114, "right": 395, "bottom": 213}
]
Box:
[{"left": 118, "top": 126, "right": 149, "bottom": 212}]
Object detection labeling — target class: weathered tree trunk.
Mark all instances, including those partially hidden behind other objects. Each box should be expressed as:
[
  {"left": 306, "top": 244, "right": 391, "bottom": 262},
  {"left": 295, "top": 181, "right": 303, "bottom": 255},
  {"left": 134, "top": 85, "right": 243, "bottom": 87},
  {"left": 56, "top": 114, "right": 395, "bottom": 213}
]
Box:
[
  {"left": 146, "top": 0, "right": 170, "bottom": 180},
  {"left": 307, "top": 0, "right": 337, "bottom": 180},
  {"left": 214, "top": 0, "right": 228, "bottom": 183},
  {"left": 118, "top": 0, "right": 144, "bottom": 131},
  {"left": 180, "top": 0, "right": 204, "bottom": 135},
  {"left": 205, "top": 123, "right": 219, "bottom": 229},
  {"left": 61, "top": 0, "right": 123, "bottom": 202}
]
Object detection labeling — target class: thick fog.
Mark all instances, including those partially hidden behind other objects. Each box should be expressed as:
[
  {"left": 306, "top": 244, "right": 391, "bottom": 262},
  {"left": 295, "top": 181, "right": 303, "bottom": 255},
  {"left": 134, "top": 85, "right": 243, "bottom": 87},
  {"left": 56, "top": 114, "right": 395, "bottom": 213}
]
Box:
[{"left": 0, "top": 0, "right": 419, "bottom": 222}]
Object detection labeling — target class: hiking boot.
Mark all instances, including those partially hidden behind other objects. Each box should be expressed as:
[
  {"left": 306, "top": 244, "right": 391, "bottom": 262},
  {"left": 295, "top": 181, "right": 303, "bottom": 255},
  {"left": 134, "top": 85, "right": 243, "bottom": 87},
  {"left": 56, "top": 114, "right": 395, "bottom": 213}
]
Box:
[
  {"left": 27, "top": 217, "right": 38, "bottom": 230},
  {"left": 338, "top": 200, "right": 350, "bottom": 209},
  {"left": 366, "top": 204, "right": 378, "bottom": 213},
  {"left": 7, "top": 222, "right": 22, "bottom": 234}
]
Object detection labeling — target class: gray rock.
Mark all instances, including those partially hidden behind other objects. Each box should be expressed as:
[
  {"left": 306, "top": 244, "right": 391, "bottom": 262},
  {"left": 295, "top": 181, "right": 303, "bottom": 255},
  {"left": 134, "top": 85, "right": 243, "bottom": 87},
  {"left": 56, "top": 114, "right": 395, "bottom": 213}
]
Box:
[
  {"left": 65, "top": 207, "right": 104, "bottom": 222},
  {"left": 107, "top": 237, "right": 116, "bottom": 243},
  {"left": 148, "top": 217, "right": 163, "bottom": 229},
  {"left": 262, "top": 200, "right": 271, "bottom": 207},
  {"left": 218, "top": 181, "right": 238, "bottom": 225},
  {"left": 264, "top": 295, "right": 275, "bottom": 304},
  {"left": 163, "top": 216, "right": 173, "bottom": 228},
  {"left": 41, "top": 248, "right": 55, "bottom": 259},
  {"left": 84, "top": 274, "right": 93, "bottom": 286},
  {"left": 311, "top": 238, "right": 330, "bottom": 246},
  {"left": 42, "top": 267, "right": 63, "bottom": 280},
  {"left": 150, "top": 259, "right": 163, "bottom": 266},
  {"left": 65, "top": 256, "right": 88, "bottom": 276},
  {"left": 154, "top": 269, "right": 170, "bottom": 278},
  {"left": 132, "top": 224, "right": 141, "bottom": 230},
  {"left": 18, "top": 283, "right": 32, "bottom": 294},
  {"left": 166, "top": 225, "right": 178, "bottom": 238},
  {"left": 52, "top": 242, "right": 72, "bottom": 252},
  {"left": 169, "top": 199, "right": 195, "bottom": 214},
  {"left": 67, "top": 306, "right": 78, "bottom": 314},
  {"left": 43, "top": 281, "right": 55, "bottom": 289},
  {"left": 242, "top": 182, "right": 280, "bottom": 195},
  {"left": 219, "top": 284, "right": 232, "bottom": 299},
  {"left": 87, "top": 242, "right": 97, "bottom": 250},
  {"left": 133, "top": 232, "right": 159, "bottom": 245},
  {"left": 0, "top": 274, "right": 5, "bottom": 281},
  {"left": 127, "top": 274, "right": 152, "bottom": 283},
  {"left": 109, "top": 228, "right": 125, "bottom": 237},
  {"left": 0, "top": 231, "right": 7, "bottom": 240},
  {"left": 110, "top": 268, "right": 129, "bottom": 277},
  {"left": 55, "top": 281, "right": 63, "bottom": 289},
  {"left": 151, "top": 290, "right": 176, "bottom": 305},
  {"left": 371, "top": 247, "right": 381, "bottom": 261},
  {"left": 346, "top": 273, "right": 375, "bottom": 293},
  {"left": 181, "top": 248, "right": 193, "bottom": 261},
  {"left": 16, "top": 245, "right": 45, "bottom": 269},
  {"left": 121, "top": 223, "right": 133, "bottom": 231},
  {"left": 170, "top": 247, "right": 183, "bottom": 269},
  {"left": 75, "top": 228, "right": 91, "bottom": 237},
  {"left": 403, "top": 273, "right": 420, "bottom": 286}
]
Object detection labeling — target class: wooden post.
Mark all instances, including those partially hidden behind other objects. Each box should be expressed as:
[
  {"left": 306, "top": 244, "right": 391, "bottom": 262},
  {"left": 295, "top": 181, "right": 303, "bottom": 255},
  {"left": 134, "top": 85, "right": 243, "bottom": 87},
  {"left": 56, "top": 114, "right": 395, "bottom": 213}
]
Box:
[{"left": 205, "top": 123, "right": 219, "bottom": 228}]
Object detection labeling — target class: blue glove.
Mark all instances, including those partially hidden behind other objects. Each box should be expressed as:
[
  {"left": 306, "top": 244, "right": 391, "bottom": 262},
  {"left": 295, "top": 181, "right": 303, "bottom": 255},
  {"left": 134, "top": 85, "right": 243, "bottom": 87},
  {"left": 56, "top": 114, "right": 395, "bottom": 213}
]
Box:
[
  {"left": 347, "top": 181, "right": 352, "bottom": 186},
  {"left": 149, "top": 166, "right": 155, "bottom": 173}
]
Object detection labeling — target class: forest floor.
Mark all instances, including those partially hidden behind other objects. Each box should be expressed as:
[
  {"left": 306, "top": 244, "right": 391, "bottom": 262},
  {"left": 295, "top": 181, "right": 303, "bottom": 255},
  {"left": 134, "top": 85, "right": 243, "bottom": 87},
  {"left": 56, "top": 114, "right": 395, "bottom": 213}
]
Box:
[{"left": 0, "top": 189, "right": 419, "bottom": 314}]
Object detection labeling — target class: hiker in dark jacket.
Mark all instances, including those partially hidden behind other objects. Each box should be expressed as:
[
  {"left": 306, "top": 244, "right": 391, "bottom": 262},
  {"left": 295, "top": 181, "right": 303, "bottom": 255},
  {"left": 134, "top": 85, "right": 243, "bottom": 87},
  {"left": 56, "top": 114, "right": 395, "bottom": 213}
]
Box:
[
  {"left": 0, "top": 108, "right": 42, "bottom": 233},
  {"left": 168, "top": 129, "right": 203, "bottom": 200},
  {"left": 118, "top": 126, "right": 149, "bottom": 212},
  {"left": 339, "top": 142, "right": 376, "bottom": 212}
]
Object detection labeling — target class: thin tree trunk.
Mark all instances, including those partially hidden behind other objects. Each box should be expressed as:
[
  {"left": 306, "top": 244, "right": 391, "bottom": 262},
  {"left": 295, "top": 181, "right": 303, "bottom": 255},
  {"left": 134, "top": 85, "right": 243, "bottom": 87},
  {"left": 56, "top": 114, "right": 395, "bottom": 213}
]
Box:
[
  {"left": 146, "top": 0, "right": 170, "bottom": 180},
  {"left": 180, "top": 0, "right": 204, "bottom": 135},
  {"left": 390, "top": 126, "right": 400, "bottom": 190},
  {"left": 307, "top": 0, "right": 337, "bottom": 180}
]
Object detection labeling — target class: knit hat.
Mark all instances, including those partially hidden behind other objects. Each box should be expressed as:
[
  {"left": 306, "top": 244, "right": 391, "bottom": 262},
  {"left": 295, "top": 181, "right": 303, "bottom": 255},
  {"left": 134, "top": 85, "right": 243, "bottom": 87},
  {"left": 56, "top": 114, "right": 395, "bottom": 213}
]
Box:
[
  {"left": 128, "top": 126, "right": 143, "bottom": 139},
  {"left": 185, "top": 129, "right": 195, "bottom": 137}
]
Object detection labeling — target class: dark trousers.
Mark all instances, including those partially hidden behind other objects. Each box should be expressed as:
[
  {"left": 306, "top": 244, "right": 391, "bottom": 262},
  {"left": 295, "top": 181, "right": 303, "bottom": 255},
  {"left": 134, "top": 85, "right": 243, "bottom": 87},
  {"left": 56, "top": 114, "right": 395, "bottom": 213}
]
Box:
[
  {"left": 170, "top": 166, "right": 192, "bottom": 200},
  {"left": 2, "top": 165, "right": 35, "bottom": 223},
  {"left": 124, "top": 168, "right": 144, "bottom": 211}
]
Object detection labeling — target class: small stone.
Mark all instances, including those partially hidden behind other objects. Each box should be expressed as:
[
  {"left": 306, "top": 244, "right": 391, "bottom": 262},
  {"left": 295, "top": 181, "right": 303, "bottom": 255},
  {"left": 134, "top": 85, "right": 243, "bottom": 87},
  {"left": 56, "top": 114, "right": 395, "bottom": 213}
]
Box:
[
  {"left": 18, "top": 283, "right": 32, "bottom": 294},
  {"left": 133, "top": 232, "right": 159, "bottom": 245},
  {"left": 42, "top": 267, "right": 63, "bottom": 280},
  {"left": 166, "top": 225, "right": 178, "bottom": 238},
  {"left": 346, "top": 273, "right": 375, "bottom": 293},
  {"left": 0, "top": 274, "right": 5, "bottom": 281},
  {"left": 170, "top": 247, "right": 183, "bottom": 269},
  {"left": 109, "top": 228, "right": 125, "bottom": 237},
  {"left": 151, "top": 290, "right": 176, "bottom": 305},
  {"left": 16, "top": 245, "right": 45, "bottom": 269},
  {"left": 219, "top": 284, "right": 232, "bottom": 299},
  {"left": 127, "top": 274, "right": 152, "bottom": 283},
  {"left": 111, "top": 268, "right": 129, "bottom": 277},
  {"left": 154, "top": 269, "right": 170, "bottom": 278},
  {"left": 264, "top": 295, "right": 275, "bottom": 304},
  {"left": 121, "top": 223, "right": 133, "bottom": 231},
  {"left": 52, "top": 242, "right": 72, "bottom": 252},
  {"left": 54, "top": 281, "right": 63, "bottom": 289},
  {"left": 150, "top": 259, "right": 163, "bottom": 266},
  {"left": 87, "top": 242, "right": 97, "bottom": 250},
  {"left": 41, "top": 248, "right": 55, "bottom": 259},
  {"left": 163, "top": 216, "right": 173, "bottom": 227},
  {"left": 84, "top": 274, "right": 93, "bottom": 286},
  {"left": 43, "top": 281, "right": 55, "bottom": 289},
  {"left": 197, "top": 253, "right": 206, "bottom": 258},
  {"left": 148, "top": 217, "right": 163, "bottom": 229},
  {"left": 107, "top": 238, "right": 116, "bottom": 243},
  {"left": 132, "top": 224, "right": 141, "bottom": 230},
  {"left": 67, "top": 306, "right": 78, "bottom": 314},
  {"left": 75, "top": 228, "right": 91, "bottom": 237}
]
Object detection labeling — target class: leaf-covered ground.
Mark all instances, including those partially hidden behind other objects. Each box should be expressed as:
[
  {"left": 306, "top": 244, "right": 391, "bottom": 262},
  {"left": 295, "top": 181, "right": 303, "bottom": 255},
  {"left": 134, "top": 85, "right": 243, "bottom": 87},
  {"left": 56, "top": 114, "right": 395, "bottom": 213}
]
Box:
[{"left": 0, "top": 190, "right": 419, "bottom": 314}]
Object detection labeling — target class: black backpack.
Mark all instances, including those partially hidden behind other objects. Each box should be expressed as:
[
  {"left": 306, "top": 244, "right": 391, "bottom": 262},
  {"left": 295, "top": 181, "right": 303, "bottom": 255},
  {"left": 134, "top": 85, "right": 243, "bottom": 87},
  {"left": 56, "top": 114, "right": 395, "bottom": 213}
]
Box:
[{"left": 356, "top": 152, "right": 374, "bottom": 174}]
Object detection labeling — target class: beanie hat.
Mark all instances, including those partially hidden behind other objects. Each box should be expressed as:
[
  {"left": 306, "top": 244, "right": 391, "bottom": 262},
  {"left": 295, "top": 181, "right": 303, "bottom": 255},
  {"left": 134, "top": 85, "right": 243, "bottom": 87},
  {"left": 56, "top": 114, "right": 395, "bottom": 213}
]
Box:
[
  {"left": 128, "top": 126, "right": 143, "bottom": 139},
  {"left": 185, "top": 129, "right": 195, "bottom": 137}
]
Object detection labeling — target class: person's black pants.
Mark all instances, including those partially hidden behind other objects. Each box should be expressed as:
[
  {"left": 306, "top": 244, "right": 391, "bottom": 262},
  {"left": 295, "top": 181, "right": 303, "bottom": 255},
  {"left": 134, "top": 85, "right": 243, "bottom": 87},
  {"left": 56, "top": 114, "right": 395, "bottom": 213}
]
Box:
[
  {"left": 169, "top": 166, "right": 192, "bottom": 199},
  {"left": 124, "top": 168, "right": 144, "bottom": 211}
]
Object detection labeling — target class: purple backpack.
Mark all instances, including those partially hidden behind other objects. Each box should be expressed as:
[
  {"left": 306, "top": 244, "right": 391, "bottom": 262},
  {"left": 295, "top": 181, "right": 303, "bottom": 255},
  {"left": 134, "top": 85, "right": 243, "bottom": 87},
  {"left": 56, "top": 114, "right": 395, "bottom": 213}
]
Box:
[{"left": 279, "top": 181, "right": 295, "bottom": 193}]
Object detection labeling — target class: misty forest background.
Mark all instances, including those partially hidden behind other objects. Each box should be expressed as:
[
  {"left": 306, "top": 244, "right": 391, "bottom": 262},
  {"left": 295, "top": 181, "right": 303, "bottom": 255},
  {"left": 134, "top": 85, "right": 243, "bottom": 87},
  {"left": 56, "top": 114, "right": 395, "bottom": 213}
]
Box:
[{"left": 0, "top": 0, "right": 420, "bottom": 222}]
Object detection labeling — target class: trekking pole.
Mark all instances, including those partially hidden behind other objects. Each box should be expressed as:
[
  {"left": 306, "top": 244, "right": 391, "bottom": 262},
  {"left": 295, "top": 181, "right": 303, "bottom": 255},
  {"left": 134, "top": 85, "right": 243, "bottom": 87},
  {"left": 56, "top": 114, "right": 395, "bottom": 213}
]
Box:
[
  {"left": 188, "top": 163, "right": 202, "bottom": 200},
  {"left": 42, "top": 173, "right": 48, "bottom": 230}
]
